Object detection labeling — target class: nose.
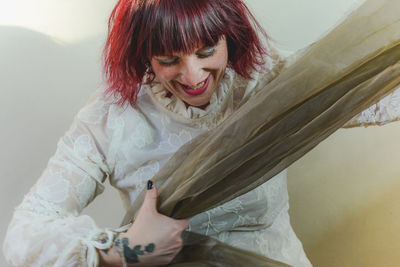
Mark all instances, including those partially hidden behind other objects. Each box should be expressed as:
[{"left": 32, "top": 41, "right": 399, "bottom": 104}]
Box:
[{"left": 179, "top": 57, "right": 204, "bottom": 87}]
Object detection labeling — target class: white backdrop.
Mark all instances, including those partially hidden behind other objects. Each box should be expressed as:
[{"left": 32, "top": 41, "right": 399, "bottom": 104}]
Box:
[{"left": 3, "top": 1, "right": 400, "bottom": 266}]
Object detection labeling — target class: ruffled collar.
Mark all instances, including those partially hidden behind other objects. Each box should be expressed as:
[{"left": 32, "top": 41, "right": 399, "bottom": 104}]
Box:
[{"left": 144, "top": 68, "right": 236, "bottom": 129}]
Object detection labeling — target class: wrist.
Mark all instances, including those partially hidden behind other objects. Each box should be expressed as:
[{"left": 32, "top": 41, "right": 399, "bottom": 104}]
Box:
[{"left": 98, "top": 233, "right": 126, "bottom": 267}]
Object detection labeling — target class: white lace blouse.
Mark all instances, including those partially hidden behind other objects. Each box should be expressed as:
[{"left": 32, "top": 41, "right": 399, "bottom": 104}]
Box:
[{"left": 3, "top": 56, "right": 400, "bottom": 266}]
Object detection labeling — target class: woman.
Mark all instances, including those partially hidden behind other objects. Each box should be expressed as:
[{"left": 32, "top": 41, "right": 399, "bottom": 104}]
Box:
[{"left": 3, "top": 0, "right": 399, "bottom": 266}]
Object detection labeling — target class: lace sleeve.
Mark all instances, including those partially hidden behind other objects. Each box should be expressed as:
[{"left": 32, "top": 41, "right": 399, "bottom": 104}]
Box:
[
  {"left": 3, "top": 90, "right": 124, "bottom": 266},
  {"left": 344, "top": 87, "right": 400, "bottom": 128}
]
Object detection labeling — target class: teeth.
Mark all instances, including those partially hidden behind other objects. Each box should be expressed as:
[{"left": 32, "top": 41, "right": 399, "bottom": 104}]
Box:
[{"left": 191, "top": 80, "right": 206, "bottom": 90}]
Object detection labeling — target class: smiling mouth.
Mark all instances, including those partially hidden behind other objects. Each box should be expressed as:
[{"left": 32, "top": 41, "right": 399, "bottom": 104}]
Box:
[
  {"left": 179, "top": 76, "right": 211, "bottom": 96},
  {"left": 179, "top": 77, "right": 208, "bottom": 90},
  {"left": 189, "top": 79, "right": 207, "bottom": 90}
]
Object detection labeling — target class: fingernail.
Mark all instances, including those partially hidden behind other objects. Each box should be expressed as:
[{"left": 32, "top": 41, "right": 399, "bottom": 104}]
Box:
[{"left": 147, "top": 180, "right": 153, "bottom": 190}]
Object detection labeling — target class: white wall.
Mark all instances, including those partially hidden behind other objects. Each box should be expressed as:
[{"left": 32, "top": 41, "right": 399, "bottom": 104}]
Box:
[
  {"left": 2, "top": 0, "right": 400, "bottom": 266},
  {"left": 0, "top": 2, "right": 123, "bottom": 266}
]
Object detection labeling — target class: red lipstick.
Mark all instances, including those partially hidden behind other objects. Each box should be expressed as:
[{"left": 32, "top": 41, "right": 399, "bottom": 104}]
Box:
[{"left": 180, "top": 76, "right": 210, "bottom": 96}]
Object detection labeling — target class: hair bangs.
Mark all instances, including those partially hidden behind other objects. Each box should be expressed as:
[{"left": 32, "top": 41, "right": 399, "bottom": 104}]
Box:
[{"left": 145, "top": 0, "right": 227, "bottom": 58}]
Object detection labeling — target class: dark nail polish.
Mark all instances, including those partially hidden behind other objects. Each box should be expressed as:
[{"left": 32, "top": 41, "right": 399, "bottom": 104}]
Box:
[{"left": 147, "top": 180, "right": 153, "bottom": 190}]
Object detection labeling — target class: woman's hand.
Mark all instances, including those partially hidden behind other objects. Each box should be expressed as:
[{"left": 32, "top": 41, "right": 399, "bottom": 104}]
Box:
[
  {"left": 99, "top": 181, "right": 189, "bottom": 266},
  {"left": 122, "top": 181, "right": 189, "bottom": 266}
]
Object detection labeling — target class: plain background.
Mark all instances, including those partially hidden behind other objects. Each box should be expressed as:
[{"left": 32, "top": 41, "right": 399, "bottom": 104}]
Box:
[{"left": 2, "top": 0, "right": 400, "bottom": 266}]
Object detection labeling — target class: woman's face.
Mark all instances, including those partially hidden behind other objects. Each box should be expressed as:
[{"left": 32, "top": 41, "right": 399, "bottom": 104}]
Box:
[{"left": 150, "top": 37, "right": 228, "bottom": 107}]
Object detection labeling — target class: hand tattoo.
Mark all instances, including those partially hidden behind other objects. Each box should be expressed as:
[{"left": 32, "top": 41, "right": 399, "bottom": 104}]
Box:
[{"left": 113, "top": 233, "right": 156, "bottom": 263}]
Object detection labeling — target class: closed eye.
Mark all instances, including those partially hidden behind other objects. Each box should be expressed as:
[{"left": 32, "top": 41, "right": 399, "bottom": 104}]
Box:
[
  {"left": 196, "top": 46, "right": 216, "bottom": 58},
  {"left": 155, "top": 45, "right": 217, "bottom": 66},
  {"left": 157, "top": 57, "right": 179, "bottom": 66}
]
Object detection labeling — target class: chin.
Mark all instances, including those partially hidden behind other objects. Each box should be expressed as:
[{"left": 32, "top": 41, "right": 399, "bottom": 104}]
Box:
[
  {"left": 184, "top": 82, "right": 217, "bottom": 107},
  {"left": 184, "top": 89, "right": 215, "bottom": 107},
  {"left": 186, "top": 99, "right": 210, "bottom": 107}
]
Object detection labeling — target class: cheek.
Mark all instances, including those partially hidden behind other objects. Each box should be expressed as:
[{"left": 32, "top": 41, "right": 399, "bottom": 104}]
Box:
[
  {"left": 151, "top": 63, "right": 176, "bottom": 82},
  {"left": 210, "top": 51, "right": 228, "bottom": 69}
]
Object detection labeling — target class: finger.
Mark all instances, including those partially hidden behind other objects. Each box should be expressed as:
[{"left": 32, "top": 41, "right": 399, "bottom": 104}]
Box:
[
  {"left": 171, "top": 247, "right": 183, "bottom": 260},
  {"left": 177, "top": 218, "right": 190, "bottom": 229},
  {"left": 143, "top": 180, "right": 158, "bottom": 211},
  {"left": 161, "top": 249, "right": 182, "bottom": 259}
]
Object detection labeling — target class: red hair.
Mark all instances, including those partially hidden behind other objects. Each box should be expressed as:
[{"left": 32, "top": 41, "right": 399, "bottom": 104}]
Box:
[{"left": 103, "top": 0, "right": 268, "bottom": 106}]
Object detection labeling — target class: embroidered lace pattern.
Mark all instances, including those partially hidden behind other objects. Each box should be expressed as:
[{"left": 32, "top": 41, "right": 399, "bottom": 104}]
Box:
[
  {"left": 344, "top": 88, "right": 400, "bottom": 127},
  {"left": 3, "top": 90, "right": 122, "bottom": 266}
]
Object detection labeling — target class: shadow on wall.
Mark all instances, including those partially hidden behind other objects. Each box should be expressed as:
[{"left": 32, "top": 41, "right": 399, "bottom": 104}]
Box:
[
  {"left": 0, "top": 25, "right": 105, "bottom": 199},
  {"left": 0, "top": 26, "right": 123, "bottom": 267}
]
